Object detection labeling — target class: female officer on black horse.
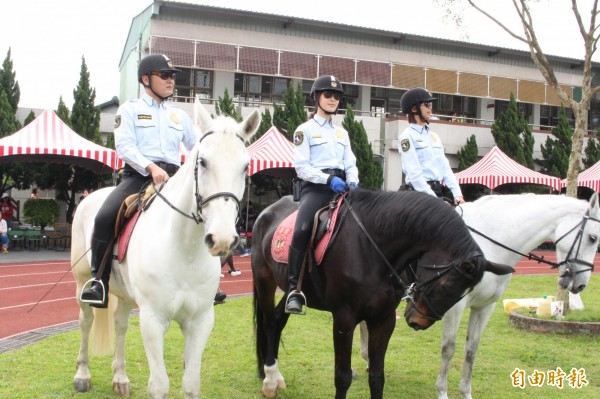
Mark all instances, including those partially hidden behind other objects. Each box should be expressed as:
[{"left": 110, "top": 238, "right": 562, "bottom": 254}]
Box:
[{"left": 286, "top": 75, "right": 360, "bottom": 315}]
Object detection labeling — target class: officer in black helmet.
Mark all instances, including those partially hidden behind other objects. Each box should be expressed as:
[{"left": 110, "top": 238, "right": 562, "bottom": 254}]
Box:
[
  {"left": 79, "top": 54, "right": 198, "bottom": 308},
  {"left": 286, "top": 75, "right": 360, "bottom": 315},
  {"left": 398, "top": 88, "right": 464, "bottom": 205}
]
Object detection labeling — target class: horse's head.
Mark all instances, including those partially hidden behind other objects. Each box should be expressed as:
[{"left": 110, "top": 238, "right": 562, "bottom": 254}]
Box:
[
  {"left": 192, "top": 99, "right": 261, "bottom": 256},
  {"left": 403, "top": 251, "right": 514, "bottom": 331},
  {"left": 555, "top": 192, "right": 600, "bottom": 294}
]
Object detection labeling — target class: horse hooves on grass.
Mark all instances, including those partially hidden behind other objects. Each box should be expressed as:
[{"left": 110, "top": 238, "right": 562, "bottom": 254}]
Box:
[
  {"left": 74, "top": 379, "right": 91, "bottom": 392},
  {"left": 113, "top": 381, "right": 131, "bottom": 397}
]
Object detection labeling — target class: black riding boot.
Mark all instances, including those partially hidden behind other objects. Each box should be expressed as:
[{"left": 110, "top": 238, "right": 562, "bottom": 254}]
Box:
[
  {"left": 80, "top": 238, "right": 111, "bottom": 308},
  {"left": 285, "top": 246, "right": 306, "bottom": 315}
]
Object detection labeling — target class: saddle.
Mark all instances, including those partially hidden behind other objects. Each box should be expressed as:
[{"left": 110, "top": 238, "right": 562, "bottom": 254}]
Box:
[
  {"left": 271, "top": 195, "right": 346, "bottom": 268},
  {"left": 114, "top": 185, "right": 157, "bottom": 262}
]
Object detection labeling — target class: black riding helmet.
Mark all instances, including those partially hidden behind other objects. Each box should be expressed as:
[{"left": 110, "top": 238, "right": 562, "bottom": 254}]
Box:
[
  {"left": 137, "top": 54, "right": 181, "bottom": 84},
  {"left": 311, "top": 75, "right": 344, "bottom": 115},
  {"left": 311, "top": 75, "right": 344, "bottom": 100},
  {"left": 400, "top": 88, "right": 436, "bottom": 115}
]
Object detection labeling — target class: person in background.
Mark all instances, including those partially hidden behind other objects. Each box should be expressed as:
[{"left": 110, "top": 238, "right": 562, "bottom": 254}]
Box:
[
  {"left": 220, "top": 254, "right": 242, "bottom": 276},
  {"left": 30, "top": 188, "right": 39, "bottom": 200},
  {"left": 397, "top": 88, "right": 464, "bottom": 205},
  {"left": 0, "top": 213, "right": 9, "bottom": 253},
  {"left": 1, "top": 194, "right": 14, "bottom": 229},
  {"left": 79, "top": 54, "right": 198, "bottom": 308},
  {"left": 82, "top": 188, "right": 90, "bottom": 198},
  {"left": 286, "top": 75, "right": 360, "bottom": 315}
]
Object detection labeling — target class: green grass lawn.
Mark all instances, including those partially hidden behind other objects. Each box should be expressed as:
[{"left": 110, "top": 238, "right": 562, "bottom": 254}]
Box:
[{"left": 1, "top": 275, "right": 598, "bottom": 398}]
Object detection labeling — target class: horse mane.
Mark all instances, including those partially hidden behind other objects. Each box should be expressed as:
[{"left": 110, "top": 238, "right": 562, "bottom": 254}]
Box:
[{"left": 346, "top": 190, "right": 479, "bottom": 257}]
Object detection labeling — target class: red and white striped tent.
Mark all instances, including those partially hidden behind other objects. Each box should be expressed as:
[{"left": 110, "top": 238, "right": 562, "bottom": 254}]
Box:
[
  {"left": 246, "top": 126, "right": 295, "bottom": 177},
  {"left": 0, "top": 109, "right": 121, "bottom": 173},
  {"left": 563, "top": 159, "right": 600, "bottom": 192},
  {"left": 455, "top": 146, "right": 562, "bottom": 191}
]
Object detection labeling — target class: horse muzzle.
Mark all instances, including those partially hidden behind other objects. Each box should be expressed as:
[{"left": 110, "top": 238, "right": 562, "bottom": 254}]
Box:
[
  {"left": 404, "top": 302, "right": 437, "bottom": 331},
  {"left": 204, "top": 232, "right": 239, "bottom": 257}
]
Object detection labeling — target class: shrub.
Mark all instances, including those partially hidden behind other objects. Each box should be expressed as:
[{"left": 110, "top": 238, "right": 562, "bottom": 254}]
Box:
[{"left": 23, "top": 199, "right": 60, "bottom": 230}]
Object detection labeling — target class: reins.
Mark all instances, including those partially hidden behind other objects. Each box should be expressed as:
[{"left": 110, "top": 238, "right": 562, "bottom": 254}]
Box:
[{"left": 463, "top": 207, "right": 600, "bottom": 276}]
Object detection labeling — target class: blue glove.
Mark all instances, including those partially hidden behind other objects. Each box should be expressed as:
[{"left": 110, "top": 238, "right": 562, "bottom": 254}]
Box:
[
  {"left": 329, "top": 176, "right": 347, "bottom": 193},
  {"left": 348, "top": 182, "right": 359, "bottom": 190}
]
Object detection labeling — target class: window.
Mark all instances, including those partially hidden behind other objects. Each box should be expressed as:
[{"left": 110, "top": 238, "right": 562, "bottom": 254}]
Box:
[
  {"left": 173, "top": 68, "right": 213, "bottom": 103},
  {"left": 234, "top": 73, "right": 291, "bottom": 106}
]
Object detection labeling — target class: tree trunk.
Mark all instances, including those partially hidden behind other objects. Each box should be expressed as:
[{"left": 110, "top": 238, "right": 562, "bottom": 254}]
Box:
[{"left": 560, "top": 104, "right": 589, "bottom": 312}]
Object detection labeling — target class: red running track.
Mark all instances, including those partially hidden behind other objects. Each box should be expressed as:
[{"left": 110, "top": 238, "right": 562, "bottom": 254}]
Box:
[
  {"left": 1, "top": 253, "right": 599, "bottom": 339},
  {"left": 0, "top": 255, "right": 253, "bottom": 339}
]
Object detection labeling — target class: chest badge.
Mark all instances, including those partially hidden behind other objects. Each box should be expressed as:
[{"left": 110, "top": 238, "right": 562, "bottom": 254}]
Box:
[{"left": 170, "top": 112, "right": 179, "bottom": 124}]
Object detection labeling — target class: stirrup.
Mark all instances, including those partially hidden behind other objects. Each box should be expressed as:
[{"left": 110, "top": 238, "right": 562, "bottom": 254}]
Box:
[
  {"left": 285, "top": 291, "right": 307, "bottom": 315},
  {"left": 79, "top": 278, "right": 106, "bottom": 305}
]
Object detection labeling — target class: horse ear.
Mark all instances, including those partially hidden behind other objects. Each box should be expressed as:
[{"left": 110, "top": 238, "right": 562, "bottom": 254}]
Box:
[
  {"left": 589, "top": 192, "right": 599, "bottom": 213},
  {"left": 240, "top": 109, "right": 261, "bottom": 142},
  {"left": 485, "top": 261, "right": 515, "bottom": 276},
  {"left": 194, "top": 96, "right": 213, "bottom": 134}
]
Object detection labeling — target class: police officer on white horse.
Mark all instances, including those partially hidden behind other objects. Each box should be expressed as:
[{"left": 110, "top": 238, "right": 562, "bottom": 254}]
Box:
[
  {"left": 80, "top": 54, "right": 197, "bottom": 307},
  {"left": 398, "top": 88, "right": 465, "bottom": 205},
  {"left": 286, "top": 75, "right": 360, "bottom": 315}
]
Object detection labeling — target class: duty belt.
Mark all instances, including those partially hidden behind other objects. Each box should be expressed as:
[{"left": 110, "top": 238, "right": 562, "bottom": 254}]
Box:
[
  {"left": 124, "top": 162, "right": 180, "bottom": 176},
  {"left": 321, "top": 168, "right": 346, "bottom": 180}
]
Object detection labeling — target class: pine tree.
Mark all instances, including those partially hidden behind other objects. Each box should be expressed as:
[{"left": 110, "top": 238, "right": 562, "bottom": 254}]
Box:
[
  {"left": 273, "top": 83, "right": 307, "bottom": 141},
  {"left": 71, "top": 56, "right": 101, "bottom": 144},
  {"left": 24, "top": 110, "right": 36, "bottom": 126},
  {"left": 0, "top": 47, "right": 20, "bottom": 114},
  {"left": 583, "top": 137, "right": 600, "bottom": 169},
  {"left": 540, "top": 106, "right": 572, "bottom": 178},
  {"left": 56, "top": 96, "right": 71, "bottom": 127},
  {"left": 491, "top": 93, "right": 533, "bottom": 167},
  {"left": 457, "top": 135, "right": 479, "bottom": 171},
  {"left": 342, "top": 105, "right": 383, "bottom": 190},
  {"left": 249, "top": 107, "right": 273, "bottom": 144},
  {"left": 215, "top": 88, "right": 241, "bottom": 121},
  {"left": 0, "top": 91, "right": 18, "bottom": 137}
]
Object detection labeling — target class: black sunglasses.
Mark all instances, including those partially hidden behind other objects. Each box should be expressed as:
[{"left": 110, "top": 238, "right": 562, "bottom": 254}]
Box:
[
  {"left": 322, "top": 91, "right": 341, "bottom": 101},
  {"left": 151, "top": 71, "right": 176, "bottom": 80}
]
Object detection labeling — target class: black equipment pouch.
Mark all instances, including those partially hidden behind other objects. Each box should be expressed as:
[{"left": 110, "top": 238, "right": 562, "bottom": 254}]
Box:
[{"left": 292, "top": 178, "right": 302, "bottom": 202}]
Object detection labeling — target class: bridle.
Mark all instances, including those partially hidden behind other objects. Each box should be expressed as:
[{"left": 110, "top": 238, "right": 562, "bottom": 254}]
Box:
[
  {"left": 149, "top": 130, "right": 244, "bottom": 224},
  {"left": 342, "top": 195, "right": 482, "bottom": 322},
  {"left": 465, "top": 208, "right": 600, "bottom": 279}
]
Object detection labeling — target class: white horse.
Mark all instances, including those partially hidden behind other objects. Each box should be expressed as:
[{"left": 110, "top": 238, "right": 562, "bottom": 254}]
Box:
[
  {"left": 360, "top": 193, "right": 600, "bottom": 399},
  {"left": 71, "top": 100, "right": 260, "bottom": 399}
]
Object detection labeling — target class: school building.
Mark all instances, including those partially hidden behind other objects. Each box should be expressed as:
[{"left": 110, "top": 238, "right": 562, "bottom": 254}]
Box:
[{"left": 117, "top": 0, "right": 600, "bottom": 190}]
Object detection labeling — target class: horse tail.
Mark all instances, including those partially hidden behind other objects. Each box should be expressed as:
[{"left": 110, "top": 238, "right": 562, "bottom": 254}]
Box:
[
  {"left": 253, "top": 281, "right": 267, "bottom": 379},
  {"left": 90, "top": 293, "right": 117, "bottom": 356}
]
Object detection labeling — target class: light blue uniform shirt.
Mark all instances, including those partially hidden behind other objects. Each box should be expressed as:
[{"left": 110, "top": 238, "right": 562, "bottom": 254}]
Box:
[
  {"left": 293, "top": 115, "right": 359, "bottom": 185},
  {"left": 114, "top": 93, "right": 198, "bottom": 176},
  {"left": 398, "top": 123, "right": 462, "bottom": 199}
]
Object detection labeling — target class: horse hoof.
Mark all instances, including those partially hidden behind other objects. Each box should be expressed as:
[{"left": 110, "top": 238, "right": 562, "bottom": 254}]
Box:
[
  {"left": 74, "top": 378, "right": 91, "bottom": 392},
  {"left": 113, "top": 381, "right": 131, "bottom": 397}
]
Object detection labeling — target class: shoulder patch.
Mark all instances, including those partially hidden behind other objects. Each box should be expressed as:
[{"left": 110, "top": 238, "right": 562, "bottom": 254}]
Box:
[
  {"left": 293, "top": 131, "right": 304, "bottom": 146},
  {"left": 401, "top": 139, "right": 410, "bottom": 152},
  {"left": 114, "top": 115, "right": 121, "bottom": 129}
]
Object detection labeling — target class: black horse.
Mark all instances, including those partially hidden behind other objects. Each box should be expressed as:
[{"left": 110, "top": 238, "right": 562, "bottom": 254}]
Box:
[{"left": 252, "top": 190, "right": 513, "bottom": 399}]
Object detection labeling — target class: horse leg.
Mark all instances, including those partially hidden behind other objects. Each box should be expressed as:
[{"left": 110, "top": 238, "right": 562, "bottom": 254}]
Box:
[
  {"left": 180, "top": 309, "right": 215, "bottom": 399},
  {"left": 332, "top": 311, "right": 357, "bottom": 399},
  {"left": 436, "top": 301, "right": 466, "bottom": 399},
  {"left": 365, "top": 313, "right": 396, "bottom": 399},
  {"left": 457, "top": 303, "right": 496, "bottom": 399},
  {"left": 74, "top": 304, "right": 94, "bottom": 392},
  {"left": 138, "top": 307, "right": 170, "bottom": 399},
  {"left": 261, "top": 297, "right": 290, "bottom": 398},
  {"left": 112, "top": 301, "right": 134, "bottom": 397}
]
